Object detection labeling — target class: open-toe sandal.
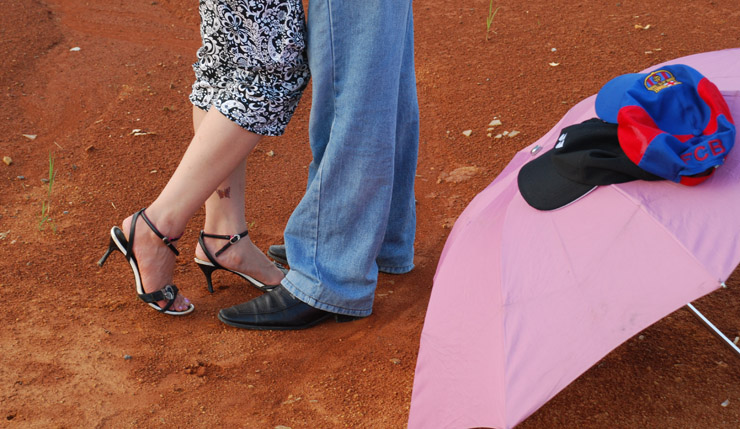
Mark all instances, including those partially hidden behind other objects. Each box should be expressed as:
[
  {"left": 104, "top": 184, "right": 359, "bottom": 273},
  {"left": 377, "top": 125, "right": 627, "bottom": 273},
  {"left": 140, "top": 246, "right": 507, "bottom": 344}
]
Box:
[
  {"left": 98, "top": 208, "right": 194, "bottom": 315},
  {"left": 194, "top": 230, "right": 283, "bottom": 293}
]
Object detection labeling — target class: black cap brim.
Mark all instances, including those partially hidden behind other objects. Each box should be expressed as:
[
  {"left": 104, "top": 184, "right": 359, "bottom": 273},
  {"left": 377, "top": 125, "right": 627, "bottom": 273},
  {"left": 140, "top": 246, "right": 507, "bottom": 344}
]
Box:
[{"left": 517, "top": 148, "right": 597, "bottom": 211}]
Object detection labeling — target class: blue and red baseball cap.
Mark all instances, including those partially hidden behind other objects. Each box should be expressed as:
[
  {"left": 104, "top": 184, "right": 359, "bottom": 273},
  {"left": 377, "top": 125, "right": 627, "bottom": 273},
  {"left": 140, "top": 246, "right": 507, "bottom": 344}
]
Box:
[{"left": 595, "top": 64, "right": 736, "bottom": 185}]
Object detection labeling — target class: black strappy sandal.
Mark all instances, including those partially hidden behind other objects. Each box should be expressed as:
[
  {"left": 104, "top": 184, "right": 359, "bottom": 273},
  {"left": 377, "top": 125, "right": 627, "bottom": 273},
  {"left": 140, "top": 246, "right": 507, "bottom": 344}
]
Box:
[
  {"left": 194, "top": 230, "right": 283, "bottom": 293},
  {"left": 98, "top": 208, "right": 194, "bottom": 315}
]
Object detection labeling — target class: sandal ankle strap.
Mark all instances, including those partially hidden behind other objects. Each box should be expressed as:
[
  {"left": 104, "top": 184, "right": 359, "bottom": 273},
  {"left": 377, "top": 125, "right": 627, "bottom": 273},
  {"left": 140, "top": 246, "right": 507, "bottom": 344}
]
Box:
[
  {"left": 200, "top": 230, "right": 249, "bottom": 257},
  {"left": 138, "top": 209, "right": 182, "bottom": 256}
]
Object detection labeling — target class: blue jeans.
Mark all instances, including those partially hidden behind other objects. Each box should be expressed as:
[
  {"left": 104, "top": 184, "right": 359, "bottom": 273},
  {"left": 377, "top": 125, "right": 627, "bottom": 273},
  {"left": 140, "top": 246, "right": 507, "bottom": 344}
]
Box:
[{"left": 281, "top": 0, "right": 419, "bottom": 317}]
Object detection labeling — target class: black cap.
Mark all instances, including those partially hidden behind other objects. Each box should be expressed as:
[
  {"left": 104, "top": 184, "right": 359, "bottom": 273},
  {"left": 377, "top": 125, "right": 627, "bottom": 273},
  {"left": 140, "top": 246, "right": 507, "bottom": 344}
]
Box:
[{"left": 517, "top": 118, "right": 662, "bottom": 211}]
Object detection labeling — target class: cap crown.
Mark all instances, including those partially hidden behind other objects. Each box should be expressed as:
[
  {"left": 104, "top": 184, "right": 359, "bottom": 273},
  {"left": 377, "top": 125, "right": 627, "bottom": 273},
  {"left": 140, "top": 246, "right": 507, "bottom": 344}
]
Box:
[{"left": 595, "top": 64, "right": 736, "bottom": 184}]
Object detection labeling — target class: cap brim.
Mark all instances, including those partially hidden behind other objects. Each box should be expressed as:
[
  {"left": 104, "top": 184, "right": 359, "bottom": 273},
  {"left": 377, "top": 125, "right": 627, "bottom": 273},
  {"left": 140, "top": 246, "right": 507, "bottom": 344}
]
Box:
[
  {"left": 517, "top": 149, "right": 597, "bottom": 211},
  {"left": 595, "top": 72, "right": 643, "bottom": 123}
]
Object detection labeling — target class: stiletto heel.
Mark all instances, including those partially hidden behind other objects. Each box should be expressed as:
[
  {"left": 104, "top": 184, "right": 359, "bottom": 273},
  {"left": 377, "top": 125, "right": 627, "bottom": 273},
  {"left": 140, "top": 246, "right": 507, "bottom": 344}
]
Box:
[
  {"left": 99, "top": 208, "right": 194, "bottom": 315},
  {"left": 197, "top": 262, "right": 218, "bottom": 293},
  {"left": 98, "top": 236, "right": 117, "bottom": 267},
  {"left": 194, "top": 230, "right": 283, "bottom": 292}
]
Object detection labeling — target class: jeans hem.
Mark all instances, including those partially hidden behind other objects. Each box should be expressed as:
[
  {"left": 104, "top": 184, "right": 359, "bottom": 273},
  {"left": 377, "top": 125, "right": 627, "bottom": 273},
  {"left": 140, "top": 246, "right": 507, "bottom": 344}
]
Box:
[
  {"left": 378, "top": 263, "right": 414, "bottom": 275},
  {"left": 281, "top": 277, "right": 374, "bottom": 318}
]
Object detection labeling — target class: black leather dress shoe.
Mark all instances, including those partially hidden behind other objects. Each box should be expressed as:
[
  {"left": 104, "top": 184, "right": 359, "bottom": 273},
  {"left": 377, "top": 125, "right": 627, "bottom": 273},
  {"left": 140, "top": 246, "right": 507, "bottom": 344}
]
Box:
[
  {"left": 218, "top": 285, "right": 361, "bottom": 330},
  {"left": 267, "top": 244, "right": 288, "bottom": 265}
]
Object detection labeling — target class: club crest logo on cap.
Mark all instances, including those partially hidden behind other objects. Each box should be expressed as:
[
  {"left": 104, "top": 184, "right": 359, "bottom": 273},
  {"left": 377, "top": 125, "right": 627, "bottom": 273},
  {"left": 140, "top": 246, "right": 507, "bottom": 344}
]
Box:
[{"left": 644, "top": 70, "right": 681, "bottom": 93}]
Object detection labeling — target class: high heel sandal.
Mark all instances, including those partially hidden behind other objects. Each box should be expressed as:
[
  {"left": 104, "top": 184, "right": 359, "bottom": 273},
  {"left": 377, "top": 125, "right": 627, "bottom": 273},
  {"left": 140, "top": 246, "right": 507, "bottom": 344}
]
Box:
[
  {"left": 97, "top": 208, "right": 195, "bottom": 315},
  {"left": 194, "top": 230, "right": 283, "bottom": 293}
]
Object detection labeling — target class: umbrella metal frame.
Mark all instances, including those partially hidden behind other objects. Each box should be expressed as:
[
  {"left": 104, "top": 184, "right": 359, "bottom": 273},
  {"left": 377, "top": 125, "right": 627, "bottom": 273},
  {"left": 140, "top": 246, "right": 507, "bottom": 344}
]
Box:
[{"left": 687, "top": 283, "right": 740, "bottom": 358}]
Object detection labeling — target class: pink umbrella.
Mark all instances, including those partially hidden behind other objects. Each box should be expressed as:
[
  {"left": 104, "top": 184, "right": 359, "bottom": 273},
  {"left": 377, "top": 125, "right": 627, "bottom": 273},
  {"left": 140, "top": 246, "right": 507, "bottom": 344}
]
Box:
[{"left": 409, "top": 48, "right": 740, "bottom": 429}]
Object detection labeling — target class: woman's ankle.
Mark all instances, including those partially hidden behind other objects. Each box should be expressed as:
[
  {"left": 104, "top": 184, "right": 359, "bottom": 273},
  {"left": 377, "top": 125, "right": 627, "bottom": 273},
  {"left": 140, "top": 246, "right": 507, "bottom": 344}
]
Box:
[{"left": 138, "top": 207, "right": 186, "bottom": 241}]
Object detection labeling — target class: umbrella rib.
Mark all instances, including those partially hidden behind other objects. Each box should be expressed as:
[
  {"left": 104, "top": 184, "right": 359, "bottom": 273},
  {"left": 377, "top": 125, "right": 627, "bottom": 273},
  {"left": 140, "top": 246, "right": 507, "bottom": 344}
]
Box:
[
  {"left": 612, "top": 186, "right": 740, "bottom": 358},
  {"left": 612, "top": 185, "right": 722, "bottom": 283},
  {"left": 686, "top": 302, "right": 740, "bottom": 358}
]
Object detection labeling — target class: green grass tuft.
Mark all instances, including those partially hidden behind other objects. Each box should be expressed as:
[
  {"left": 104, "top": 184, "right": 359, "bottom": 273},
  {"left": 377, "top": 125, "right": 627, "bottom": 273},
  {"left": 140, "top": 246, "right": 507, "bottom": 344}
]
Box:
[
  {"left": 486, "top": 1, "right": 500, "bottom": 41},
  {"left": 38, "top": 152, "right": 57, "bottom": 232}
]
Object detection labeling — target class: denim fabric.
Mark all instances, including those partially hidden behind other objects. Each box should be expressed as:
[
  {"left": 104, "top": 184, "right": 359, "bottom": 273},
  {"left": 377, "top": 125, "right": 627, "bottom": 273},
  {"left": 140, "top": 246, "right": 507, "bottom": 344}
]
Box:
[{"left": 281, "top": 0, "right": 419, "bottom": 316}]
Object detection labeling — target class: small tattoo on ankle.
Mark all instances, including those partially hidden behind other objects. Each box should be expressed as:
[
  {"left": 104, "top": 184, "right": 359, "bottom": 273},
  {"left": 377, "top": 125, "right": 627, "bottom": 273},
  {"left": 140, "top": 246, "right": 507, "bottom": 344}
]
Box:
[{"left": 216, "top": 187, "right": 231, "bottom": 199}]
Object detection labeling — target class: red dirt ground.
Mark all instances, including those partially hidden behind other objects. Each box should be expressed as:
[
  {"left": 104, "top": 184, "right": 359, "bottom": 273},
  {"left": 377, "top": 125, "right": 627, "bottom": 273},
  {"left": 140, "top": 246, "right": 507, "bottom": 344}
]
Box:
[{"left": 2, "top": 0, "right": 740, "bottom": 427}]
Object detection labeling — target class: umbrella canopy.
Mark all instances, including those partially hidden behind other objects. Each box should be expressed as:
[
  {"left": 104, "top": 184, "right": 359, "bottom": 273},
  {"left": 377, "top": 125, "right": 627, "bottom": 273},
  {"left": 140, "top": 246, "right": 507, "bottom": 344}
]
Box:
[{"left": 409, "top": 48, "right": 740, "bottom": 429}]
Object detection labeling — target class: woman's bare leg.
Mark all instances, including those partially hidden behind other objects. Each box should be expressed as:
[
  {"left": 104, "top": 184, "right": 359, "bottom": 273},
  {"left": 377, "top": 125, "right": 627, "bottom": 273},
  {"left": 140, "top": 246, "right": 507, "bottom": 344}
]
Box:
[
  {"left": 192, "top": 107, "right": 285, "bottom": 286},
  {"left": 120, "top": 107, "right": 265, "bottom": 311}
]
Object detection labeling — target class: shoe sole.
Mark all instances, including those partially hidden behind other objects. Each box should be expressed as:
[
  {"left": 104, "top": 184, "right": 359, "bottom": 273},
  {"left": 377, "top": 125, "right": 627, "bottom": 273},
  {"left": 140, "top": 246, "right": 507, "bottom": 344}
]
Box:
[
  {"left": 216, "top": 312, "right": 331, "bottom": 331},
  {"left": 193, "top": 257, "right": 277, "bottom": 292},
  {"left": 217, "top": 312, "right": 361, "bottom": 331}
]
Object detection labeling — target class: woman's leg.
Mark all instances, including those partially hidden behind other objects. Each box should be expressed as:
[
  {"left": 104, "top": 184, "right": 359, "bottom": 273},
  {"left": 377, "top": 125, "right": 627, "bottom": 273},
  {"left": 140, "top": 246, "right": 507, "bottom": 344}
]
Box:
[
  {"left": 192, "top": 107, "right": 285, "bottom": 286},
  {"left": 120, "top": 107, "right": 265, "bottom": 311}
]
